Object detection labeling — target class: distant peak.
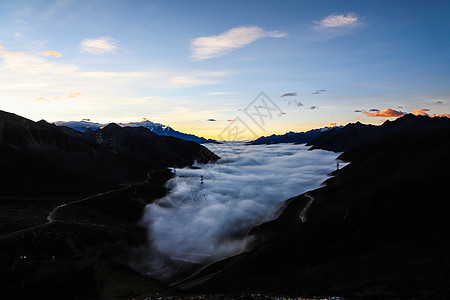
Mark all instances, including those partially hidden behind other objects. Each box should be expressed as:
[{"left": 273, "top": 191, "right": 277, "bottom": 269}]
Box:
[
  {"left": 37, "top": 119, "right": 53, "bottom": 126},
  {"left": 102, "top": 123, "right": 122, "bottom": 131}
]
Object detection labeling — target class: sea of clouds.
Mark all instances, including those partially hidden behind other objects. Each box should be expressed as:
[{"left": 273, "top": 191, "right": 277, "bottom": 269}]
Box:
[{"left": 136, "top": 142, "right": 342, "bottom": 282}]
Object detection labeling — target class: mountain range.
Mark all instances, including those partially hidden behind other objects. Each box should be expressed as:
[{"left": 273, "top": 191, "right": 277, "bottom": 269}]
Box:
[
  {"left": 249, "top": 126, "right": 340, "bottom": 145},
  {"left": 2, "top": 110, "right": 450, "bottom": 299},
  {"left": 55, "top": 120, "right": 218, "bottom": 144},
  {"left": 249, "top": 114, "right": 450, "bottom": 148},
  {"left": 0, "top": 110, "right": 219, "bottom": 299},
  {"left": 307, "top": 113, "right": 450, "bottom": 152},
  {"left": 185, "top": 114, "right": 450, "bottom": 299},
  {"left": 0, "top": 110, "right": 218, "bottom": 196}
]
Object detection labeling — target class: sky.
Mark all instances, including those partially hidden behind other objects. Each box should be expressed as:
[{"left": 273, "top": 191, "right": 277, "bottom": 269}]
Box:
[{"left": 0, "top": 0, "right": 449, "bottom": 139}]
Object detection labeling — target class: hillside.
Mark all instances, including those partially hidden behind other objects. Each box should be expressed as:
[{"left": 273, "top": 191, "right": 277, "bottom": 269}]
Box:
[
  {"left": 0, "top": 110, "right": 218, "bottom": 196},
  {"left": 0, "top": 110, "right": 219, "bottom": 299},
  {"left": 307, "top": 114, "right": 450, "bottom": 152},
  {"left": 190, "top": 116, "right": 450, "bottom": 299}
]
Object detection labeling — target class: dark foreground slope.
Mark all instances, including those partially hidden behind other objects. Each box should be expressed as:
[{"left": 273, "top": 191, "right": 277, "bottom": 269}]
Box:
[
  {"left": 0, "top": 110, "right": 218, "bottom": 299},
  {"left": 191, "top": 118, "right": 450, "bottom": 299}
]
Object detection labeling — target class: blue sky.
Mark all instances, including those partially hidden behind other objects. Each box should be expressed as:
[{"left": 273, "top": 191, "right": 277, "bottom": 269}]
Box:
[{"left": 0, "top": 0, "right": 449, "bottom": 139}]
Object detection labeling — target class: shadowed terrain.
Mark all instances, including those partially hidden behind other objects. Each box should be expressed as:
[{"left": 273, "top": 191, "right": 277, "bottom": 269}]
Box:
[
  {"left": 0, "top": 110, "right": 218, "bottom": 299},
  {"left": 2, "top": 111, "right": 450, "bottom": 299},
  {"left": 189, "top": 115, "right": 450, "bottom": 299}
]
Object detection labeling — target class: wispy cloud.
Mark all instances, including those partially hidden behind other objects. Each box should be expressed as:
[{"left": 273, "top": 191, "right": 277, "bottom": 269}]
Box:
[
  {"left": 0, "top": 49, "right": 226, "bottom": 90},
  {"left": 13, "top": 32, "right": 24, "bottom": 39},
  {"left": 315, "top": 13, "right": 359, "bottom": 29},
  {"left": 44, "top": 51, "right": 62, "bottom": 58},
  {"left": 0, "top": 48, "right": 230, "bottom": 119},
  {"left": 312, "top": 89, "right": 326, "bottom": 95},
  {"left": 15, "top": 19, "right": 27, "bottom": 25},
  {"left": 69, "top": 92, "right": 82, "bottom": 98},
  {"left": 281, "top": 92, "right": 297, "bottom": 97},
  {"left": 0, "top": 48, "right": 77, "bottom": 76},
  {"left": 191, "top": 26, "right": 287, "bottom": 60},
  {"left": 36, "top": 92, "right": 82, "bottom": 102},
  {"left": 0, "top": 46, "right": 23, "bottom": 56},
  {"left": 206, "top": 91, "right": 246, "bottom": 95},
  {"left": 288, "top": 100, "right": 303, "bottom": 107},
  {"left": 312, "top": 13, "right": 361, "bottom": 40},
  {"left": 167, "top": 71, "right": 229, "bottom": 87},
  {"left": 79, "top": 37, "right": 117, "bottom": 55}
]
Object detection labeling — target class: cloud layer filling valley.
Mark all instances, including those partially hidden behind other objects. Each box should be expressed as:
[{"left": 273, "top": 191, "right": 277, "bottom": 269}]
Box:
[{"left": 137, "top": 143, "right": 341, "bottom": 280}]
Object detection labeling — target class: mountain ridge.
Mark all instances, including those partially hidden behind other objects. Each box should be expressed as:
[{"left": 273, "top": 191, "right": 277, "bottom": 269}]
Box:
[
  {"left": 0, "top": 110, "right": 219, "bottom": 196},
  {"left": 249, "top": 126, "right": 341, "bottom": 145},
  {"left": 55, "top": 120, "right": 218, "bottom": 144},
  {"left": 188, "top": 114, "right": 450, "bottom": 299},
  {"left": 308, "top": 114, "right": 450, "bottom": 152}
]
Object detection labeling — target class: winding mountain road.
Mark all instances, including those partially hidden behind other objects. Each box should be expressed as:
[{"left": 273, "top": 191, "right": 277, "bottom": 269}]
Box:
[
  {"left": 0, "top": 185, "right": 131, "bottom": 240},
  {"left": 299, "top": 193, "right": 314, "bottom": 222}
]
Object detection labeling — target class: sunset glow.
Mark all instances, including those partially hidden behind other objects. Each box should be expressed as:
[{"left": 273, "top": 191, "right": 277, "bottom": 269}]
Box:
[{"left": 0, "top": 1, "right": 448, "bottom": 140}]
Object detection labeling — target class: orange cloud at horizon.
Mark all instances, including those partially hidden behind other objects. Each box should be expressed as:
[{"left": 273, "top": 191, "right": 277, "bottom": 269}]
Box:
[
  {"left": 409, "top": 109, "right": 449, "bottom": 118},
  {"left": 44, "top": 51, "right": 62, "bottom": 58},
  {"left": 363, "top": 108, "right": 404, "bottom": 117},
  {"left": 410, "top": 109, "right": 430, "bottom": 116},
  {"left": 430, "top": 113, "right": 450, "bottom": 118},
  {"left": 327, "top": 122, "right": 337, "bottom": 127}
]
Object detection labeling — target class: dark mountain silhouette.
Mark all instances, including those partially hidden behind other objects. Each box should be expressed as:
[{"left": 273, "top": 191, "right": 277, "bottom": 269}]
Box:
[
  {"left": 249, "top": 127, "right": 339, "bottom": 145},
  {"left": 55, "top": 120, "right": 218, "bottom": 144},
  {"left": 3, "top": 110, "right": 449, "bottom": 299},
  {"left": 189, "top": 115, "right": 450, "bottom": 299},
  {"left": 53, "top": 120, "right": 103, "bottom": 132},
  {"left": 0, "top": 110, "right": 219, "bottom": 299},
  {"left": 0, "top": 110, "right": 218, "bottom": 196},
  {"left": 82, "top": 123, "right": 218, "bottom": 168},
  {"left": 308, "top": 114, "right": 450, "bottom": 152}
]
